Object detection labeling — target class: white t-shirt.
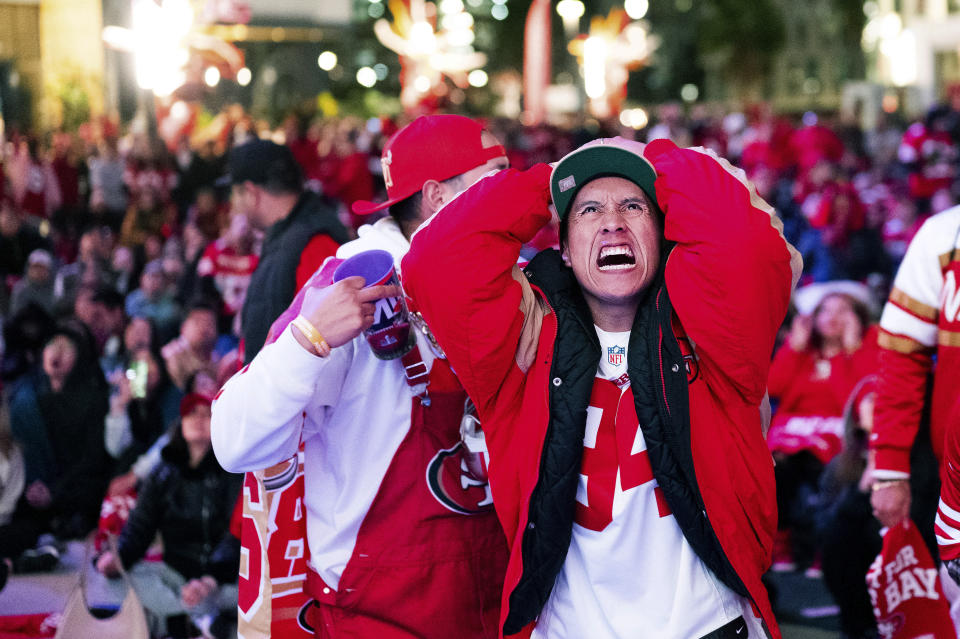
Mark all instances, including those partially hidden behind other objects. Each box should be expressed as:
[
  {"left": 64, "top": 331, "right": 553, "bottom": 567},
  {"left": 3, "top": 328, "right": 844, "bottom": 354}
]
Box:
[{"left": 532, "top": 326, "right": 756, "bottom": 639}]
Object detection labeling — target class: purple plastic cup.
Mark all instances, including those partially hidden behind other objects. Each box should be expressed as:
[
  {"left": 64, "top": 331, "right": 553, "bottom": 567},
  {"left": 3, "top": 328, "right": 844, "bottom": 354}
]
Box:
[{"left": 333, "top": 249, "right": 415, "bottom": 360}]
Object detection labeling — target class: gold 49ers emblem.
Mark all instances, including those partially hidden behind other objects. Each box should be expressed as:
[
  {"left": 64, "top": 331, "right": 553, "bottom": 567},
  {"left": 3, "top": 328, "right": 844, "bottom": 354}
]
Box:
[
  {"left": 382, "top": 150, "right": 394, "bottom": 189},
  {"left": 426, "top": 443, "right": 494, "bottom": 515}
]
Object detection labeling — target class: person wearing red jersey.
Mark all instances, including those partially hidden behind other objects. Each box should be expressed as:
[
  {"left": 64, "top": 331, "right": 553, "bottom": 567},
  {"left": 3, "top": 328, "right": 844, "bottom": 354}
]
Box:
[
  {"left": 870, "top": 205, "right": 960, "bottom": 628},
  {"left": 403, "top": 137, "right": 801, "bottom": 638},
  {"left": 870, "top": 204, "right": 960, "bottom": 525},
  {"left": 196, "top": 211, "right": 259, "bottom": 320}
]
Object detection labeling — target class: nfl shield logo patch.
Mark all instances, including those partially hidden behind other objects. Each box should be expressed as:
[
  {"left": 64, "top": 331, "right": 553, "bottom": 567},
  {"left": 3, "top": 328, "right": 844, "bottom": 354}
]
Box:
[{"left": 608, "top": 345, "right": 625, "bottom": 366}]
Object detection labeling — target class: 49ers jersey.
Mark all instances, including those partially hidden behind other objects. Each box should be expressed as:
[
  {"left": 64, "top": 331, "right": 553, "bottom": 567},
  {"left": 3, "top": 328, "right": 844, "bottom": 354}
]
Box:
[
  {"left": 213, "top": 220, "right": 506, "bottom": 638},
  {"left": 533, "top": 327, "right": 754, "bottom": 639}
]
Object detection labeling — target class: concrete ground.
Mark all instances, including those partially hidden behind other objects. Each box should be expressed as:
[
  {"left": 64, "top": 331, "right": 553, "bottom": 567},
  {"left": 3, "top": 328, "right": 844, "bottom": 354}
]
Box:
[{"left": 1, "top": 542, "right": 844, "bottom": 638}]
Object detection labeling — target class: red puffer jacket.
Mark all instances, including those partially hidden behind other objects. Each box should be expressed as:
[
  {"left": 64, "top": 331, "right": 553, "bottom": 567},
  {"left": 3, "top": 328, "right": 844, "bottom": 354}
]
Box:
[{"left": 403, "top": 139, "right": 801, "bottom": 638}]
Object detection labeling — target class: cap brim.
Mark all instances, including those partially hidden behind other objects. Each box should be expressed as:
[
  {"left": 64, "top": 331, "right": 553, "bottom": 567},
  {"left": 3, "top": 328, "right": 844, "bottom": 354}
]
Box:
[
  {"left": 550, "top": 144, "right": 659, "bottom": 220},
  {"left": 351, "top": 195, "right": 405, "bottom": 216}
]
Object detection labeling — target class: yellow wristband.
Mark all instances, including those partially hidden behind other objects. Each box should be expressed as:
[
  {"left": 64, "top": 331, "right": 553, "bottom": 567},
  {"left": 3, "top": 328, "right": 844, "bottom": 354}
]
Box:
[
  {"left": 871, "top": 478, "right": 908, "bottom": 492},
  {"left": 291, "top": 315, "right": 331, "bottom": 357}
]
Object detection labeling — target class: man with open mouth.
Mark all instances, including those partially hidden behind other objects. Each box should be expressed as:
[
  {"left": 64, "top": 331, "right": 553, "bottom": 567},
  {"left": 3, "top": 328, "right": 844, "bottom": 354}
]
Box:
[{"left": 403, "top": 137, "right": 802, "bottom": 639}]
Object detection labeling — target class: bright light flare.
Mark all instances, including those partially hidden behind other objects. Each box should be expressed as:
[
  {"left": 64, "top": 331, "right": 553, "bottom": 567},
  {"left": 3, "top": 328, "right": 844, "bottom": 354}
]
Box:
[
  {"left": 624, "top": 0, "right": 649, "bottom": 20},
  {"left": 318, "top": 51, "right": 338, "bottom": 71},
  {"left": 583, "top": 36, "right": 608, "bottom": 99},
  {"left": 468, "top": 69, "right": 488, "bottom": 87},
  {"left": 204, "top": 66, "right": 220, "bottom": 87},
  {"left": 409, "top": 21, "right": 437, "bottom": 55},
  {"left": 440, "top": 0, "right": 464, "bottom": 13},
  {"left": 556, "top": 0, "right": 585, "bottom": 20},
  {"left": 356, "top": 66, "right": 378, "bottom": 87},
  {"left": 236, "top": 67, "right": 251, "bottom": 86},
  {"left": 619, "top": 108, "right": 649, "bottom": 129},
  {"left": 414, "top": 75, "right": 432, "bottom": 93}
]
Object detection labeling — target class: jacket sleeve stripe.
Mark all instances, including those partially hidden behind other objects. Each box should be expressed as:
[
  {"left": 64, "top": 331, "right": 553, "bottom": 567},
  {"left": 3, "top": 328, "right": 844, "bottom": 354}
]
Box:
[
  {"left": 939, "top": 495, "right": 960, "bottom": 524},
  {"left": 939, "top": 329, "right": 960, "bottom": 347},
  {"left": 687, "top": 146, "right": 803, "bottom": 289},
  {"left": 877, "top": 329, "right": 935, "bottom": 355},
  {"left": 935, "top": 516, "right": 960, "bottom": 543},
  {"left": 878, "top": 305, "right": 938, "bottom": 348},
  {"left": 889, "top": 287, "right": 939, "bottom": 322}
]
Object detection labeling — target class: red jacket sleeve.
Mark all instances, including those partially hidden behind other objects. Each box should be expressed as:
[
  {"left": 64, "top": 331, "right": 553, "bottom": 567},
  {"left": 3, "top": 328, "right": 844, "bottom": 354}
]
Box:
[
  {"left": 402, "top": 164, "right": 553, "bottom": 415},
  {"left": 296, "top": 233, "right": 341, "bottom": 291},
  {"left": 871, "top": 343, "right": 934, "bottom": 474},
  {"left": 646, "top": 140, "right": 801, "bottom": 405},
  {"left": 937, "top": 403, "right": 960, "bottom": 560}
]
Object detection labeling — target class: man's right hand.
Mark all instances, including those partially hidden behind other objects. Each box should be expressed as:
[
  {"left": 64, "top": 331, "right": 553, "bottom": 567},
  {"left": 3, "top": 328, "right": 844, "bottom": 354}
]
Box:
[
  {"left": 871, "top": 479, "right": 911, "bottom": 528},
  {"left": 295, "top": 275, "right": 401, "bottom": 352}
]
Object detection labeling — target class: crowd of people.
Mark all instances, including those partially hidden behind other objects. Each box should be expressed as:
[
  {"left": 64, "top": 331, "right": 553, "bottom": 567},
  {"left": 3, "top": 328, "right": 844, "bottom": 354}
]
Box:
[{"left": 0, "top": 96, "right": 957, "bottom": 639}]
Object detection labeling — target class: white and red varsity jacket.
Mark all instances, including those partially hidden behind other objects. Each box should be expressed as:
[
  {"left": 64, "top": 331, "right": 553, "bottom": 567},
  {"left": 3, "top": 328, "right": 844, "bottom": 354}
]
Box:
[
  {"left": 870, "top": 205, "right": 960, "bottom": 477},
  {"left": 212, "top": 218, "right": 507, "bottom": 639}
]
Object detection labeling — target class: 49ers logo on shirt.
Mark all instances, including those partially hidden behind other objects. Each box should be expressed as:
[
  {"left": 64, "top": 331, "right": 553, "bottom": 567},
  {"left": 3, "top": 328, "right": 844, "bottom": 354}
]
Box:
[
  {"left": 426, "top": 443, "right": 494, "bottom": 515},
  {"left": 576, "top": 379, "right": 672, "bottom": 532}
]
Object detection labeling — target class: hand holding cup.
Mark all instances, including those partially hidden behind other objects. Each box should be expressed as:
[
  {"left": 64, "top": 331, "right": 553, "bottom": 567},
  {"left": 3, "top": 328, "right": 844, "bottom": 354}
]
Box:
[{"left": 295, "top": 275, "right": 401, "bottom": 353}]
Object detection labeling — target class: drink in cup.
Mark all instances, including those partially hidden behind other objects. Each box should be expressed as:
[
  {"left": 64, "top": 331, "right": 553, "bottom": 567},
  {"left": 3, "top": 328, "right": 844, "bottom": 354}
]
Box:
[{"left": 333, "top": 249, "right": 416, "bottom": 360}]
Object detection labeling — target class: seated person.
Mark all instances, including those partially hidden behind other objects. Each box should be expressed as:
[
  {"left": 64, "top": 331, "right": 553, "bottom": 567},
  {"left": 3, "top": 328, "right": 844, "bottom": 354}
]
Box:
[
  {"left": 6, "top": 325, "right": 109, "bottom": 558},
  {"left": 96, "top": 394, "right": 241, "bottom": 639}
]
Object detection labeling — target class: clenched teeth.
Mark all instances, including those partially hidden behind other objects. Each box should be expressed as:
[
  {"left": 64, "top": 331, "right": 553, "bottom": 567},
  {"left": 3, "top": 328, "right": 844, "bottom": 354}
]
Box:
[
  {"left": 599, "top": 245, "right": 634, "bottom": 260},
  {"left": 597, "top": 244, "right": 637, "bottom": 270}
]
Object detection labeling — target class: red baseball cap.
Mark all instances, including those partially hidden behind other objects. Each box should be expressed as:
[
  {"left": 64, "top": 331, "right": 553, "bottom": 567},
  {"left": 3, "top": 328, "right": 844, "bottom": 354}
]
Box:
[
  {"left": 180, "top": 392, "right": 213, "bottom": 417},
  {"left": 351, "top": 114, "right": 506, "bottom": 216}
]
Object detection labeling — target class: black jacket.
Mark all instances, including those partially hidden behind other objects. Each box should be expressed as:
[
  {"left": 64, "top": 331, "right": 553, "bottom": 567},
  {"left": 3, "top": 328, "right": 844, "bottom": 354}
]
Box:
[
  {"left": 504, "top": 250, "right": 747, "bottom": 634},
  {"left": 118, "top": 440, "right": 242, "bottom": 583},
  {"left": 241, "top": 191, "right": 348, "bottom": 362}
]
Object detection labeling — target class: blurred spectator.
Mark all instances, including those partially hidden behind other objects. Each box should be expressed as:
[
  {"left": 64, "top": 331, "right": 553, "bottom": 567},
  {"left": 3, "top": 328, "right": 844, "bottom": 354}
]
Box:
[
  {"left": 16, "top": 138, "right": 61, "bottom": 225},
  {"left": 96, "top": 394, "right": 241, "bottom": 639},
  {"left": 53, "top": 227, "right": 115, "bottom": 314},
  {"left": 187, "top": 187, "right": 224, "bottom": 242},
  {"left": 161, "top": 303, "right": 219, "bottom": 392},
  {"left": 173, "top": 139, "right": 223, "bottom": 217},
  {"left": 10, "top": 250, "right": 56, "bottom": 318},
  {"left": 899, "top": 108, "right": 957, "bottom": 205},
  {"left": 0, "top": 304, "right": 56, "bottom": 384},
  {"left": 227, "top": 139, "right": 348, "bottom": 362},
  {"left": 320, "top": 125, "right": 374, "bottom": 229},
  {"left": 105, "top": 346, "right": 176, "bottom": 473},
  {"left": 0, "top": 399, "right": 25, "bottom": 534},
  {"left": 88, "top": 137, "right": 128, "bottom": 230},
  {"left": 195, "top": 211, "right": 258, "bottom": 324},
  {"left": 0, "top": 202, "right": 50, "bottom": 291},
  {"left": 49, "top": 133, "right": 83, "bottom": 237},
  {"left": 111, "top": 245, "right": 137, "bottom": 297},
  {"left": 767, "top": 290, "right": 877, "bottom": 572},
  {"left": 7, "top": 326, "right": 109, "bottom": 549},
  {"left": 0, "top": 399, "right": 25, "bottom": 584},
  {"left": 816, "top": 378, "right": 881, "bottom": 639},
  {"left": 284, "top": 114, "right": 320, "bottom": 182},
  {"left": 791, "top": 113, "right": 845, "bottom": 176},
  {"left": 120, "top": 188, "right": 167, "bottom": 250},
  {"left": 125, "top": 260, "right": 182, "bottom": 342}
]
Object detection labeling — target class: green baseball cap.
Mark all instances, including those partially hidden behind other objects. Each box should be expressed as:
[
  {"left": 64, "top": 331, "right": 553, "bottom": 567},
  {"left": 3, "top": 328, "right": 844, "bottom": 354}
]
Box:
[{"left": 549, "top": 138, "right": 660, "bottom": 220}]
